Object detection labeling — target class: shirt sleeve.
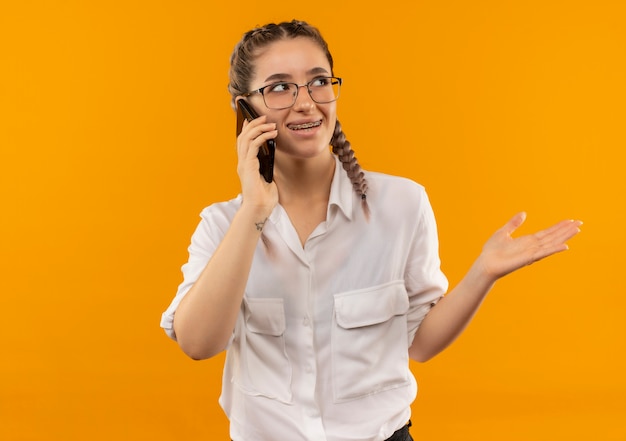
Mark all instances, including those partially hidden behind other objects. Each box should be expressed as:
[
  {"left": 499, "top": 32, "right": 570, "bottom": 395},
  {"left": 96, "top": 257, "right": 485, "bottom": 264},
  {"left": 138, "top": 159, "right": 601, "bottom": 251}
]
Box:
[
  {"left": 404, "top": 188, "right": 449, "bottom": 345},
  {"left": 160, "top": 202, "right": 234, "bottom": 340}
]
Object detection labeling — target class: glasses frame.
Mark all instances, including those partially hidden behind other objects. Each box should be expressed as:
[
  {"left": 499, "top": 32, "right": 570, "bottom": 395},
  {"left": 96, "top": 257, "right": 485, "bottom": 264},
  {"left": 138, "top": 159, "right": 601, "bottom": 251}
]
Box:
[{"left": 241, "top": 76, "right": 343, "bottom": 110}]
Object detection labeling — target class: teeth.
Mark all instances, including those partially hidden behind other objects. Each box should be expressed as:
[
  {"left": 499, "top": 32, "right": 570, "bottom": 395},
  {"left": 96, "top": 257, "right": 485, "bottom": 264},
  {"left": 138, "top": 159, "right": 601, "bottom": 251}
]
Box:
[{"left": 289, "top": 121, "right": 321, "bottom": 130}]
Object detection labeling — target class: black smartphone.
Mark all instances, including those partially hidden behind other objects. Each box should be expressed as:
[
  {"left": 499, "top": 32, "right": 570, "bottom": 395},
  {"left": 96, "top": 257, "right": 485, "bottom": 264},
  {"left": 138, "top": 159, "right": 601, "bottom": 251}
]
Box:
[{"left": 236, "top": 99, "right": 275, "bottom": 183}]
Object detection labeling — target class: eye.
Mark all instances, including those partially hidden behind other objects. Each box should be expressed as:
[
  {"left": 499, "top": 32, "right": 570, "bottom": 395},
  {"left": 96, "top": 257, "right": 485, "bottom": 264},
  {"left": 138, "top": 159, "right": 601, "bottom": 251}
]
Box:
[
  {"left": 266, "top": 82, "right": 295, "bottom": 93},
  {"left": 310, "top": 77, "right": 331, "bottom": 87}
]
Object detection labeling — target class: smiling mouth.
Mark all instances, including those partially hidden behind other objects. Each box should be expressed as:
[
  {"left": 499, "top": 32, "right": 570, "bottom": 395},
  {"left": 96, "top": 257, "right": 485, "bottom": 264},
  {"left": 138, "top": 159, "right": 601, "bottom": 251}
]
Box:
[{"left": 287, "top": 120, "right": 322, "bottom": 131}]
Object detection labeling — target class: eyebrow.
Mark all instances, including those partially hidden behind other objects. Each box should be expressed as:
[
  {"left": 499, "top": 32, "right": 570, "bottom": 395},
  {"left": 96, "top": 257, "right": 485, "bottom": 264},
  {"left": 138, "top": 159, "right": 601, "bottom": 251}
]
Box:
[{"left": 263, "top": 67, "right": 330, "bottom": 83}]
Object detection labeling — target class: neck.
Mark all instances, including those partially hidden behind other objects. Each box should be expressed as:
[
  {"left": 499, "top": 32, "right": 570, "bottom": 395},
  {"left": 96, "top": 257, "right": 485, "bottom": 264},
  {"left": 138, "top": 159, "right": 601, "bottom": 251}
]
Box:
[{"left": 273, "top": 152, "right": 336, "bottom": 203}]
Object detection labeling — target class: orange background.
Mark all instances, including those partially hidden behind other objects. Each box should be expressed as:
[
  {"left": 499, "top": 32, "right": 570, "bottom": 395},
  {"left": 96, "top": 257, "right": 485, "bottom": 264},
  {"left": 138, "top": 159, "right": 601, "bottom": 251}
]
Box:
[{"left": 1, "top": 1, "right": 624, "bottom": 440}]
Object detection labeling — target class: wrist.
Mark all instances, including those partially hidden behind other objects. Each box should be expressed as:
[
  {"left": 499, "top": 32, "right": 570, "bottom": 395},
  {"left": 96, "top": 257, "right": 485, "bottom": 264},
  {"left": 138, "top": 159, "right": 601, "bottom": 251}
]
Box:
[
  {"left": 238, "top": 202, "right": 274, "bottom": 232},
  {"left": 468, "top": 255, "right": 499, "bottom": 290}
]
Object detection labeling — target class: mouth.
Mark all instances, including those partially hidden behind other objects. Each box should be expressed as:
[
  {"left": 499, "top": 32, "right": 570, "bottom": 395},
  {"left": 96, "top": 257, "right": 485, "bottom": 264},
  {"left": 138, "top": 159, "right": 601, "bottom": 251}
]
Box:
[{"left": 287, "top": 120, "right": 322, "bottom": 131}]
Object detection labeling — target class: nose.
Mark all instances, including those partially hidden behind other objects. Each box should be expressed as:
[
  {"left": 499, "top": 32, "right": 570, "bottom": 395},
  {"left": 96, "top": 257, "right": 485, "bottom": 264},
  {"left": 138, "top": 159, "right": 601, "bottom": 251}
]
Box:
[{"left": 292, "top": 84, "right": 315, "bottom": 111}]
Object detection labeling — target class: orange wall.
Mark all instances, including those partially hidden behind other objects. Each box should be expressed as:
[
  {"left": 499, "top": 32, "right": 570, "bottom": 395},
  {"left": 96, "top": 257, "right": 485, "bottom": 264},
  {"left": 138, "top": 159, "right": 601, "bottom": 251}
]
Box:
[{"left": 1, "top": 1, "right": 624, "bottom": 440}]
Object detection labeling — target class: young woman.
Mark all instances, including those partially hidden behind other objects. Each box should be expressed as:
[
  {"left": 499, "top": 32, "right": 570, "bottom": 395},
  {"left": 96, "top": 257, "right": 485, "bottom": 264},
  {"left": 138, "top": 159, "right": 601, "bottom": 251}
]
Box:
[{"left": 161, "top": 20, "right": 581, "bottom": 441}]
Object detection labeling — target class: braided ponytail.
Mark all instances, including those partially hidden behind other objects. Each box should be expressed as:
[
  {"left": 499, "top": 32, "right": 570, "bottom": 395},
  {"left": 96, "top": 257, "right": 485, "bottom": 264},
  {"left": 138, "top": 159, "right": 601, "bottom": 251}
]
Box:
[{"left": 331, "top": 120, "right": 370, "bottom": 220}]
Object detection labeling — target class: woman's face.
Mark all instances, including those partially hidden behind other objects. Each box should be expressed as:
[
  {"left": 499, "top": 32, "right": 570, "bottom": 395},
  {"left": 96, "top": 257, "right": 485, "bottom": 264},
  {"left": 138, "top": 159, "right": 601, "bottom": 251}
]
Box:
[{"left": 246, "top": 37, "right": 337, "bottom": 160}]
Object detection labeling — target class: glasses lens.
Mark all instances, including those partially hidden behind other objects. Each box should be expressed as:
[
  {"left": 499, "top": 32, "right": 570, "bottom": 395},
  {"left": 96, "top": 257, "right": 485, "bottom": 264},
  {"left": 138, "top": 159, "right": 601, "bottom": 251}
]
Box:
[
  {"left": 263, "top": 82, "right": 298, "bottom": 109},
  {"left": 261, "top": 77, "right": 342, "bottom": 109},
  {"left": 309, "top": 77, "right": 341, "bottom": 104}
]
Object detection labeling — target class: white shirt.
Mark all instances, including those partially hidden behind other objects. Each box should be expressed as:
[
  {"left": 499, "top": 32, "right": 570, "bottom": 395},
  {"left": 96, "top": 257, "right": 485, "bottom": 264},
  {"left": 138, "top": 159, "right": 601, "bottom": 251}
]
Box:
[{"left": 161, "top": 157, "right": 448, "bottom": 441}]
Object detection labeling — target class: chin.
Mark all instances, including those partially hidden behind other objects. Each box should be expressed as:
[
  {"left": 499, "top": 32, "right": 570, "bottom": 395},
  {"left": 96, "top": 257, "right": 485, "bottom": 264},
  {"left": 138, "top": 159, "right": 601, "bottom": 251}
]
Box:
[
  {"left": 276, "top": 143, "right": 332, "bottom": 161},
  {"left": 277, "top": 135, "right": 332, "bottom": 157}
]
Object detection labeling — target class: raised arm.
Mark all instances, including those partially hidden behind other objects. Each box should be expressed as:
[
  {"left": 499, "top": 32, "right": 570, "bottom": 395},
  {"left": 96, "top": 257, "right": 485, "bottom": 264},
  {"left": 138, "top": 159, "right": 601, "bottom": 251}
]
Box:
[
  {"left": 409, "top": 212, "right": 582, "bottom": 362},
  {"left": 173, "top": 116, "right": 278, "bottom": 360}
]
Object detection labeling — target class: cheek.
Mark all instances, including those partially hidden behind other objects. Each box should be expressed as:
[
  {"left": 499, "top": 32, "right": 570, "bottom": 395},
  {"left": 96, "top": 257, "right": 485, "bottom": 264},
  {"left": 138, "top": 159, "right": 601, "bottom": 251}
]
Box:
[
  {"left": 327, "top": 102, "right": 337, "bottom": 120},
  {"left": 264, "top": 109, "right": 288, "bottom": 127},
  {"left": 325, "top": 105, "right": 337, "bottom": 135}
]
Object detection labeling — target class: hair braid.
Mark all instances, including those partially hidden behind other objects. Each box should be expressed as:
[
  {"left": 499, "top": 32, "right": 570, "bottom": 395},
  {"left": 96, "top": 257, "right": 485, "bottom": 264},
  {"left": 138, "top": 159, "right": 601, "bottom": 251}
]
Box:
[{"left": 331, "top": 120, "right": 370, "bottom": 220}]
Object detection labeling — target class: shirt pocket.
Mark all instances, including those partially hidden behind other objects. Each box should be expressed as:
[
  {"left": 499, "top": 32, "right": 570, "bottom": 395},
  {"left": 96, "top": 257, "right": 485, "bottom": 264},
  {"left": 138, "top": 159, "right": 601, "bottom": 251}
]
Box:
[
  {"left": 332, "top": 280, "right": 411, "bottom": 403},
  {"left": 235, "top": 297, "right": 292, "bottom": 404}
]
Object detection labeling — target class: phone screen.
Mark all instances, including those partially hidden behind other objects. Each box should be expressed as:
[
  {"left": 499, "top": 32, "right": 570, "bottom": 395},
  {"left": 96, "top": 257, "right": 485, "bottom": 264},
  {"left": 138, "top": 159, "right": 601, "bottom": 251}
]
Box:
[{"left": 236, "top": 100, "right": 275, "bottom": 183}]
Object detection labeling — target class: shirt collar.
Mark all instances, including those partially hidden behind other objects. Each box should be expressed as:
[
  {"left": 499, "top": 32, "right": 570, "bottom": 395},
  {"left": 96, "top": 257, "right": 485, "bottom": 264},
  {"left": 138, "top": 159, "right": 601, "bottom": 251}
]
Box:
[{"left": 267, "top": 155, "right": 355, "bottom": 226}]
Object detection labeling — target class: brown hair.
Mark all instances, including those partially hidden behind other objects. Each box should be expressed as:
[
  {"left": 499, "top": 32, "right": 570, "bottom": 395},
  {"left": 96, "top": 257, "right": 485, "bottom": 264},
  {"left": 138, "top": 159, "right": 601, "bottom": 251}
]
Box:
[{"left": 228, "top": 19, "right": 370, "bottom": 220}]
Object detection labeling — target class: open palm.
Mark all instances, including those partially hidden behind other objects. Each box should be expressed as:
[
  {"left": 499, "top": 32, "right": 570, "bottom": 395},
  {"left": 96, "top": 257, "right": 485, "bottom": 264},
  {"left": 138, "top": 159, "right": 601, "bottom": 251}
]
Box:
[{"left": 478, "top": 212, "right": 582, "bottom": 281}]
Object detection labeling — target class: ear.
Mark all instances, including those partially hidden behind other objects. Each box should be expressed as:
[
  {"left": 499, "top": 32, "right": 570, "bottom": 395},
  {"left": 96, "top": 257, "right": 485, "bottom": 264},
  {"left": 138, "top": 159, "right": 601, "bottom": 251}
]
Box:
[{"left": 232, "top": 95, "right": 243, "bottom": 112}]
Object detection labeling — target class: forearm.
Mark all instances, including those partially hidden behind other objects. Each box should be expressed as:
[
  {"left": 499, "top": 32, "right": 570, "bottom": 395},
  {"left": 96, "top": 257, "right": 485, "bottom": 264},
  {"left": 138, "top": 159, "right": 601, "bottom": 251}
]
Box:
[
  {"left": 409, "top": 214, "right": 581, "bottom": 362},
  {"left": 173, "top": 203, "right": 270, "bottom": 360},
  {"left": 409, "top": 257, "right": 496, "bottom": 362}
]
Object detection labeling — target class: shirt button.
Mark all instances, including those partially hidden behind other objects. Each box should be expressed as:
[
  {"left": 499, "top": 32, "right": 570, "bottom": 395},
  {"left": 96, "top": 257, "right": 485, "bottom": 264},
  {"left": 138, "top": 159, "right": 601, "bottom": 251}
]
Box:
[{"left": 303, "top": 316, "right": 310, "bottom": 327}]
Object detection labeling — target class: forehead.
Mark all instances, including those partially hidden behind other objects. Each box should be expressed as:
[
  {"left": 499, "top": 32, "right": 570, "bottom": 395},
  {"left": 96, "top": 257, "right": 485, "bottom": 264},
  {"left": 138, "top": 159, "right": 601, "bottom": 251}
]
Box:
[{"left": 252, "top": 37, "right": 331, "bottom": 82}]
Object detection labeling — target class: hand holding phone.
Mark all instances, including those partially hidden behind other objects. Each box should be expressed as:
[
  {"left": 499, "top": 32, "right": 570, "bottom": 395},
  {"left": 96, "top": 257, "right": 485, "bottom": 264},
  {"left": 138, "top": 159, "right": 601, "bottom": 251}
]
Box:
[{"left": 236, "top": 100, "right": 275, "bottom": 183}]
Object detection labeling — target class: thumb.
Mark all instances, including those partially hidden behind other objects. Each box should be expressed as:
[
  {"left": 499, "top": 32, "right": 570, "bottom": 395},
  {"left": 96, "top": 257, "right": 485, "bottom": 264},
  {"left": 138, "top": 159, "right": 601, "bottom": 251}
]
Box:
[{"left": 502, "top": 211, "right": 527, "bottom": 236}]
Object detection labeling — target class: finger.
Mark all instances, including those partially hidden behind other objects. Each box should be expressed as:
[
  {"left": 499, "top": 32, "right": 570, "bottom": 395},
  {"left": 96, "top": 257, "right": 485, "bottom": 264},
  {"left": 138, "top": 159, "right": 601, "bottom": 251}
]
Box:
[
  {"left": 242, "top": 121, "right": 277, "bottom": 142},
  {"left": 245, "top": 129, "right": 278, "bottom": 161},
  {"left": 533, "top": 226, "right": 580, "bottom": 256},
  {"left": 530, "top": 242, "right": 570, "bottom": 263},
  {"left": 242, "top": 114, "right": 268, "bottom": 131},
  {"left": 544, "top": 222, "right": 582, "bottom": 248},
  {"left": 531, "top": 221, "right": 582, "bottom": 259},
  {"left": 501, "top": 211, "right": 527, "bottom": 236},
  {"left": 237, "top": 121, "right": 277, "bottom": 156},
  {"left": 535, "top": 219, "right": 582, "bottom": 242}
]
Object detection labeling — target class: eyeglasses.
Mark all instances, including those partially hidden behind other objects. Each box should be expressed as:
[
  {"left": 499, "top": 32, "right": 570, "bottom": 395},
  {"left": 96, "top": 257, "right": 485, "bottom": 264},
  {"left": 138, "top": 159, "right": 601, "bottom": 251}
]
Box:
[{"left": 241, "top": 76, "right": 342, "bottom": 110}]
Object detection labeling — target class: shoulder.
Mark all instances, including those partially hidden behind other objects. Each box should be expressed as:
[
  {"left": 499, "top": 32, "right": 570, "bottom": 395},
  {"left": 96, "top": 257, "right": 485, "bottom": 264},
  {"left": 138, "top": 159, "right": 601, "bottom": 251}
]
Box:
[
  {"left": 365, "top": 171, "right": 429, "bottom": 208},
  {"left": 361, "top": 170, "right": 438, "bottom": 228},
  {"left": 199, "top": 194, "right": 242, "bottom": 215},
  {"left": 196, "top": 194, "right": 242, "bottom": 232},
  {"left": 363, "top": 171, "right": 440, "bottom": 238}
]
